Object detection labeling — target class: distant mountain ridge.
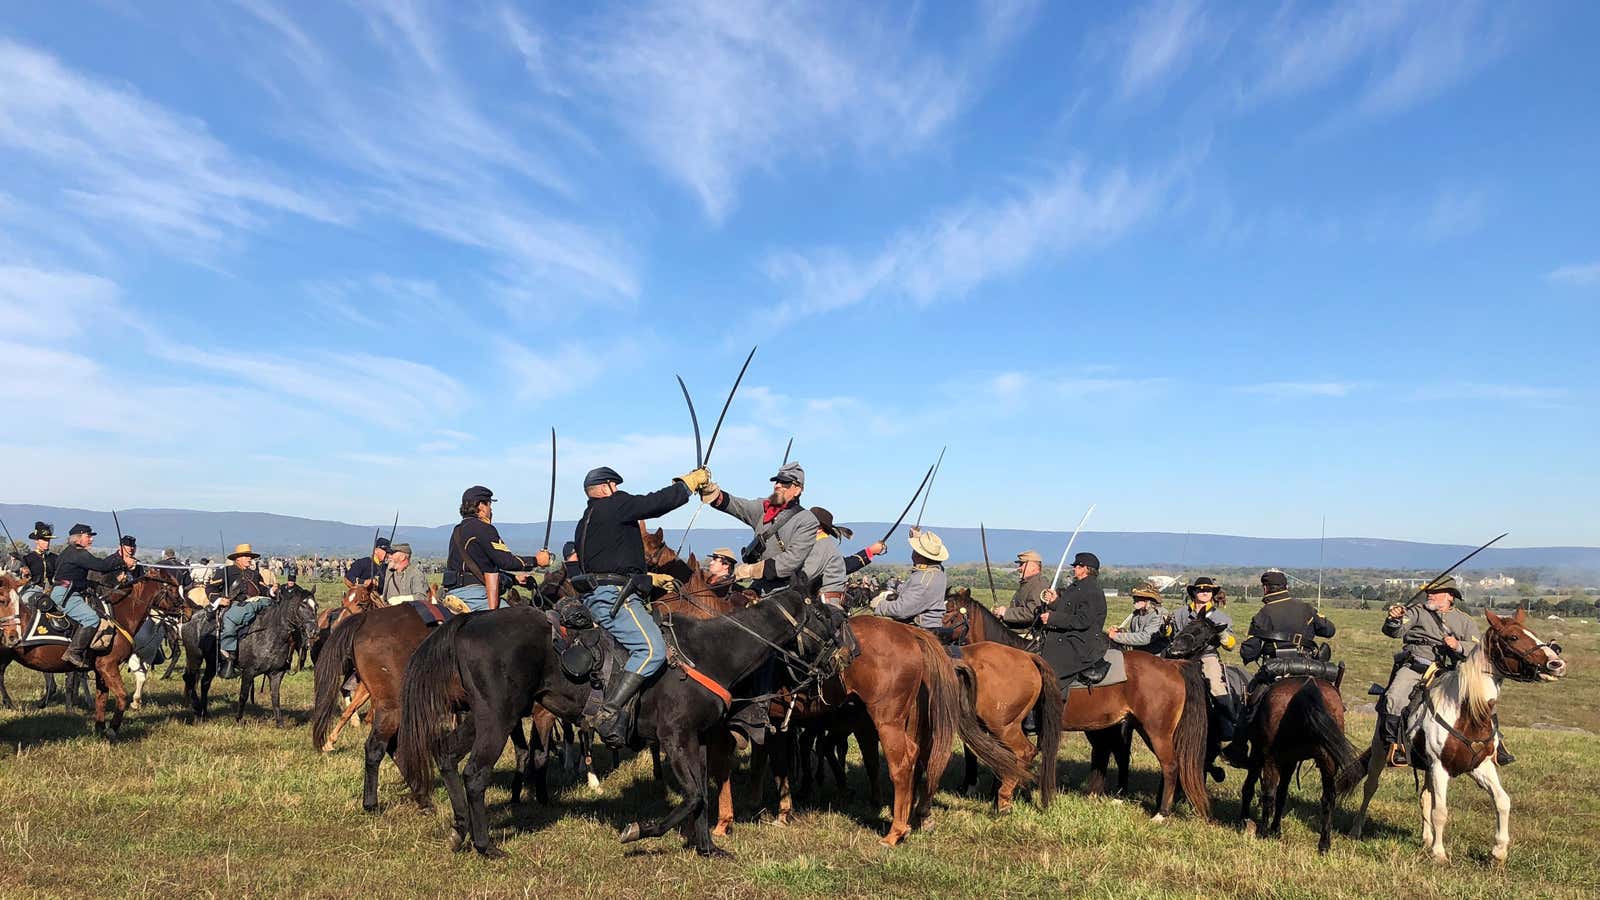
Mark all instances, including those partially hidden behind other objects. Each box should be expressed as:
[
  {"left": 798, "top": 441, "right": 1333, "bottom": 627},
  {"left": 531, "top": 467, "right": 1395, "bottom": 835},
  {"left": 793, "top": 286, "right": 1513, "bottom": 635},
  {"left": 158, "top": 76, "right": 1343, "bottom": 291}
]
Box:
[{"left": 5, "top": 503, "right": 1596, "bottom": 574}]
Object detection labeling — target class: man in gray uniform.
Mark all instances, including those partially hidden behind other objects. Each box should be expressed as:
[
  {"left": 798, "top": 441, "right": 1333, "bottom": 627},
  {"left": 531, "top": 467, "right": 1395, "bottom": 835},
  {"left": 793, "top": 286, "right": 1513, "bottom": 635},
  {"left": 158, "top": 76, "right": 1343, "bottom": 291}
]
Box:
[
  {"left": 870, "top": 528, "right": 949, "bottom": 630},
  {"left": 1379, "top": 576, "right": 1508, "bottom": 767},
  {"left": 700, "top": 462, "right": 820, "bottom": 594},
  {"left": 992, "top": 549, "right": 1049, "bottom": 633},
  {"left": 1108, "top": 582, "right": 1168, "bottom": 652}
]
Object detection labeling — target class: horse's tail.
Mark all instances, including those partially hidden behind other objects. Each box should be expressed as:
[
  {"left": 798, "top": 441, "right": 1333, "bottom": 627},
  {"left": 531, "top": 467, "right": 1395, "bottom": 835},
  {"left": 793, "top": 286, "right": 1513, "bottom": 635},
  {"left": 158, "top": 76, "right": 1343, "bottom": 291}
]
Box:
[
  {"left": 952, "top": 659, "right": 1036, "bottom": 792},
  {"left": 1173, "top": 659, "right": 1213, "bottom": 819},
  {"left": 395, "top": 615, "right": 470, "bottom": 799},
  {"left": 913, "top": 628, "right": 961, "bottom": 791},
  {"left": 1030, "top": 652, "right": 1063, "bottom": 808},
  {"left": 1287, "top": 678, "right": 1363, "bottom": 797},
  {"left": 310, "top": 612, "right": 362, "bottom": 749}
]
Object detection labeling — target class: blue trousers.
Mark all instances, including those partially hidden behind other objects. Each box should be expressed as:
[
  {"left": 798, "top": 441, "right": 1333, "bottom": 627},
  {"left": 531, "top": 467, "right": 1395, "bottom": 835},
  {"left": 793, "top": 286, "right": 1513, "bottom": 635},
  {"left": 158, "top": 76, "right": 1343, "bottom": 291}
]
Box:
[
  {"left": 51, "top": 586, "right": 100, "bottom": 628},
  {"left": 446, "top": 584, "right": 490, "bottom": 612},
  {"left": 220, "top": 598, "right": 271, "bottom": 653},
  {"left": 583, "top": 585, "right": 664, "bottom": 677}
]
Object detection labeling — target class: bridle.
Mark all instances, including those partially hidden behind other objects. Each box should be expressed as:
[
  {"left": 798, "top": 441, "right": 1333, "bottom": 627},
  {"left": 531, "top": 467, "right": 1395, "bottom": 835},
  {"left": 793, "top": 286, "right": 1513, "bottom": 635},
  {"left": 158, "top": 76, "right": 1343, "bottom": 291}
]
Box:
[{"left": 1485, "top": 623, "right": 1564, "bottom": 682}]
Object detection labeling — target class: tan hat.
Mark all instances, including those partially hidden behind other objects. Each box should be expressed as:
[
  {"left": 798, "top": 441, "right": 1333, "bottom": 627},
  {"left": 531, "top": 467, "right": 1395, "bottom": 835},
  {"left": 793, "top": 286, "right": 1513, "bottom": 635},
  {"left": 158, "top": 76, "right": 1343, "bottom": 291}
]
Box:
[
  {"left": 1130, "top": 582, "right": 1164, "bottom": 603},
  {"left": 710, "top": 548, "right": 737, "bottom": 563},
  {"left": 909, "top": 530, "right": 950, "bottom": 563},
  {"left": 1016, "top": 549, "right": 1043, "bottom": 564},
  {"left": 1424, "top": 575, "right": 1462, "bottom": 598},
  {"left": 227, "top": 543, "right": 261, "bottom": 560}
]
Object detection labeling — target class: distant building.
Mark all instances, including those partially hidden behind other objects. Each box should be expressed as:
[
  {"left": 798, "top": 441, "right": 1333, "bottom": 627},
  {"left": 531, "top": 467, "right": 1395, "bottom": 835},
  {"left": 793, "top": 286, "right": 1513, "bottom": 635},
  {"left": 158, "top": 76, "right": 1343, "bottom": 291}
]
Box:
[
  {"left": 1383, "top": 578, "right": 1429, "bottom": 588},
  {"left": 1478, "top": 574, "right": 1516, "bottom": 589}
]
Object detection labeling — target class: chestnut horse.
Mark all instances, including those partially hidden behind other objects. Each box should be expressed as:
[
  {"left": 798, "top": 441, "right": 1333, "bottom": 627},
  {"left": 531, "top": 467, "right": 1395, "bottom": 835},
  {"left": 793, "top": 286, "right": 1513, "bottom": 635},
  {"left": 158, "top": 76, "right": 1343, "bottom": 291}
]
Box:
[
  {"left": 0, "top": 569, "right": 184, "bottom": 739},
  {"left": 942, "top": 588, "right": 1212, "bottom": 820},
  {"left": 947, "top": 640, "right": 1064, "bottom": 812},
  {"left": 1348, "top": 609, "right": 1567, "bottom": 863}
]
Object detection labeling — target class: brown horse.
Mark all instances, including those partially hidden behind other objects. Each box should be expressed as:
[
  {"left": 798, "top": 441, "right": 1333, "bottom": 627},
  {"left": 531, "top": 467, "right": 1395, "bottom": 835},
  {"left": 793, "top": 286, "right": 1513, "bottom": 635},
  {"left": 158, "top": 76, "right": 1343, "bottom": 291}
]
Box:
[
  {"left": 0, "top": 570, "right": 184, "bottom": 739},
  {"left": 1235, "top": 676, "right": 1363, "bottom": 853},
  {"left": 942, "top": 588, "right": 1212, "bottom": 820},
  {"left": 310, "top": 598, "right": 439, "bottom": 811},
  {"left": 948, "top": 641, "right": 1064, "bottom": 812}
]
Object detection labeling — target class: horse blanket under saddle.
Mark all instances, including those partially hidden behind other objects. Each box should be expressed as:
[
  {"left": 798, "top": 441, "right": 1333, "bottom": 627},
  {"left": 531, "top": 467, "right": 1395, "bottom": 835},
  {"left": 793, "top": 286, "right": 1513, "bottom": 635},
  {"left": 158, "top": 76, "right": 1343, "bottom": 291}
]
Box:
[
  {"left": 15, "top": 590, "right": 109, "bottom": 649},
  {"left": 405, "top": 599, "right": 455, "bottom": 628},
  {"left": 1063, "top": 648, "right": 1129, "bottom": 689}
]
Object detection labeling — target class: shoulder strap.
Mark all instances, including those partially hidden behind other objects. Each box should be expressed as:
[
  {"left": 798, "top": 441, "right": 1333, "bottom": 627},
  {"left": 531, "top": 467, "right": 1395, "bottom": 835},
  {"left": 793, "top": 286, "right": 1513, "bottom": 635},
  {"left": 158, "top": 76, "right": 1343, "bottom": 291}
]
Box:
[{"left": 452, "top": 523, "right": 488, "bottom": 583}]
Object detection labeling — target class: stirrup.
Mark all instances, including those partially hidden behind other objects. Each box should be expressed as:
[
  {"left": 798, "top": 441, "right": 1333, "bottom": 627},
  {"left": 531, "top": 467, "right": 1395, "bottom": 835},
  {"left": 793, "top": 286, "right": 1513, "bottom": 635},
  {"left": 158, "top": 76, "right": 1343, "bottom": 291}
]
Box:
[{"left": 1385, "top": 743, "right": 1409, "bottom": 768}]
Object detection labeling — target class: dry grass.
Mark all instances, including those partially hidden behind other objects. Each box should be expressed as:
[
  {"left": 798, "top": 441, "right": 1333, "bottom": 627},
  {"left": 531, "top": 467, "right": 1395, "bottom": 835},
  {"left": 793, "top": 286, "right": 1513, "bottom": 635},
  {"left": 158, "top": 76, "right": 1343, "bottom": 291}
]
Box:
[{"left": 0, "top": 604, "right": 1594, "bottom": 898}]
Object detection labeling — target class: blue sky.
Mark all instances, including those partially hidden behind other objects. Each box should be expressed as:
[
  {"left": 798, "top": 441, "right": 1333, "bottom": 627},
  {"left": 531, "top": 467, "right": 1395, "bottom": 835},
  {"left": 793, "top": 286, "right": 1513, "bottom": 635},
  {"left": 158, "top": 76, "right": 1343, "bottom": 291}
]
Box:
[{"left": 1, "top": 1, "right": 1597, "bottom": 546}]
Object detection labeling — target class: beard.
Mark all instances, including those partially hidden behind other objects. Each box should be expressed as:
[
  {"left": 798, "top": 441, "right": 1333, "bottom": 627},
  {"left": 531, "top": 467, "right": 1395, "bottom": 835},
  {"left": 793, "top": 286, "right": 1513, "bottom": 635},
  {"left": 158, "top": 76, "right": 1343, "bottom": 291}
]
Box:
[
  {"left": 767, "top": 491, "right": 783, "bottom": 506},
  {"left": 1424, "top": 598, "right": 1443, "bottom": 612}
]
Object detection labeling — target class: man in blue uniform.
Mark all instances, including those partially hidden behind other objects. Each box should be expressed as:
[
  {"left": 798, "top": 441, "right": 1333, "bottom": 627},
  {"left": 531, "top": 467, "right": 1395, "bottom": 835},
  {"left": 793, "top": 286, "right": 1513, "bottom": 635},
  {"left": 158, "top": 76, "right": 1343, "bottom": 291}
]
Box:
[
  {"left": 575, "top": 464, "right": 709, "bottom": 748},
  {"left": 442, "top": 486, "right": 549, "bottom": 612},
  {"left": 345, "top": 538, "right": 390, "bottom": 592},
  {"left": 53, "top": 524, "right": 136, "bottom": 668}
]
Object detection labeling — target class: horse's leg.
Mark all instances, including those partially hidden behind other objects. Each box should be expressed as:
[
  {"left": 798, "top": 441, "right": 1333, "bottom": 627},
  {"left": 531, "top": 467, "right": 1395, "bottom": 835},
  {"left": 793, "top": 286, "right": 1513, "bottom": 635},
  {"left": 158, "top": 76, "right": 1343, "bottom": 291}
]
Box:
[
  {"left": 1145, "top": 728, "right": 1180, "bottom": 822},
  {"left": 1269, "top": 760, "right": 1292, "bottom": 837},
  {"left": 91, "top": 668, "right": 109, "bottom": 735},
  {"left": 707, "top": 728, "right": 735, "bottom": 837},
  {"left": 1085, "top": 730, "right": 1113, "bottom": 797},
  {"left": 856, "top": 717, "right": 883, "bottom": 810},
  {"left": 1113, "top": 728, "right": 1134, "bottom": 795},
  {"left": 961, "top": 744, "right": 982, "bottom": 799},
  {"left": 130, "top": 660, "right": 146, "bottom": 711},
  {"left": 774, "top": 729, "right": 797, "bottom": 826},
  {"left": 626, "top": 729, "right": 722, "bottom": 857},
  {"left": 995, "top": 720, "right": 1037, "bottom": 815},
  {"left": 362, "top": 706, "right": 387, "bottom": 813},
  {"left": 876, "top": 721, "right": 917, "bottom": 846},
  {"left": 1469, "top": 758, "right": 1512, "bottom": 864},
  {"left": 1418, "top": 765, "right": 1436, "bottom": 850},
  {"left": 1425, "top": 762, "right": 1451, "bottom": 863},
  {"left": 1316, "top": 754, "right": 1337, "bottom": 854},
  {"left": 1258, "top": 760, "right": 1280, "bottom": 839},
  {"left": 1239, "top": 764, "right": 1259, "bottom": 836},
  {"left": 269, "top": 671, "right": 285, "bottom": 727},
  {"left": 438, "top": 717, "right": 476, "bottom": 853},
  {"left": 508, "top": 719, "right": 529, "bottom": 804},
  {"left": 462, "top": 716, "right": 511, "bottom": 858},
  {"left": 0, "top": 659, "right": 12, "bottom": 711},
  {"left": 235, "top": 666, "right": 249, "bottom": 722},
  {"left": 1349, "top": 736, "right": 1385, "bottom": 838},
  {"left": 323, "top": 682, "right": 370, "bottom": 752}
]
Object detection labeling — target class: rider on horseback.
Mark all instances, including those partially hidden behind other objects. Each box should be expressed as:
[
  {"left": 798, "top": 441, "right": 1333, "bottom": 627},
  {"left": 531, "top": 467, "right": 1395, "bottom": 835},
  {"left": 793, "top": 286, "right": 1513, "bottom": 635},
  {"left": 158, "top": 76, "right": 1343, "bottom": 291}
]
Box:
[
  {"left": 1107, "top": 582, "right": 1169, "bottom": 653},
  {"left": 15, "top": 523, "right": 56, "bottom": 610},
  {"left": 576, "top": 464, "right": 709, "bottom": 749},
  {"left": 54, "top": 524, "right": 137, "bottom": 668},
  {"left": 991, "top": 549, "right": 1050, "bottom": 635},
  {"left": 441, "top": 486, "right": 546, "bottom": 612},
  {"left": 1222, "top": 570, "right": 1336, "bottom": 766},
  {"left": 1378, "top": 576, "right": 1510, "bottom": 768},
  {"left": 1168, "top": 577, "right": 1241, "bottom": 740},
  {"left": 869, "top": 529, "right": 950, "bottom": 630},
  {"left": 1038, "top": 552, "right": 1111, "bottom": 684},
  {"left": 214, "top": 543, "right": 273, "bottom": 678}
]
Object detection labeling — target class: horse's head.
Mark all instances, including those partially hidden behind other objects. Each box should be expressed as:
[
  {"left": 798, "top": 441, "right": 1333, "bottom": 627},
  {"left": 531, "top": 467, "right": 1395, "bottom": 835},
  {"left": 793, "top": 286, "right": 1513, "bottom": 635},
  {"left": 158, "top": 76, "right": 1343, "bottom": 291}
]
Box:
[
  {"left": 1164, "top": 610, "right": 1224, "bottom": 660},
  {"left": 942, "top": 587, "right": 972, "bottom": 627},
  {"left": 0, "top": 571, "right": 24, "bottom": 647},
  {"left": 141, "top": 570, "right": 186, "bottom": 617},
  {"left": 1484, "top": 608, "right": 1567, "bottom": 682},
  {"left": 343, "top": 584, "right": 376, "bottom": 614}
]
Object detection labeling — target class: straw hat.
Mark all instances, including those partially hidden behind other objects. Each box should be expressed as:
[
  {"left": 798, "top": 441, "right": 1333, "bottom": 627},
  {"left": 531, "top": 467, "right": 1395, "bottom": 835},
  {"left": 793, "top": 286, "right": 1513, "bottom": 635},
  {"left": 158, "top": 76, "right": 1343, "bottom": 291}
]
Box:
[
  {"left": 1423, "top": 575, "right": 1462, "bottom": 599},
  {"left": 1130, "top": 582, "right": 1164, "bottom": 603},
  {"left": 908, "top": 530, "right": 950, "bottom": 563},
  {"left": 227, "top": 543, "right": 261, "bottom": 560}
]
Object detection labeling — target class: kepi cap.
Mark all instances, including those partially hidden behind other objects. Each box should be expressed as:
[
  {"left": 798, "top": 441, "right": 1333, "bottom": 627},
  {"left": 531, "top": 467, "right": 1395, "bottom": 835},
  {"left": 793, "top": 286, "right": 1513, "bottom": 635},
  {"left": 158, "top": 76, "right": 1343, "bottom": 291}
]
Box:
[
  {"left": 770, "top": 462, "right": 805, "bottom": 487},
  {"left": 584, "top": 466, "right": 623, "bottom": 488}
]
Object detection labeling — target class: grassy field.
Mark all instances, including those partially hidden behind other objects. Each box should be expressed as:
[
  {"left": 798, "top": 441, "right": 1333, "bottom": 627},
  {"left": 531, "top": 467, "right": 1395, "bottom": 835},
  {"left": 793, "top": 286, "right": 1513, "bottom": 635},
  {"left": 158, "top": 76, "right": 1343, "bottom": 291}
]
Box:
[{"left": 1, "top": 599, "right": 1595, "bottom": 898}]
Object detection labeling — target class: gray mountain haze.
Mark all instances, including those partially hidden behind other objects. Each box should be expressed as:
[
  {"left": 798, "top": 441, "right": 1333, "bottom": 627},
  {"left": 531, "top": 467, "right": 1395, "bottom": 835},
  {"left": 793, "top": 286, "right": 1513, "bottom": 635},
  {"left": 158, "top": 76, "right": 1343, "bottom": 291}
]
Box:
[{"left": 5, "top": 503, "right": 1595, "bottom": 573}]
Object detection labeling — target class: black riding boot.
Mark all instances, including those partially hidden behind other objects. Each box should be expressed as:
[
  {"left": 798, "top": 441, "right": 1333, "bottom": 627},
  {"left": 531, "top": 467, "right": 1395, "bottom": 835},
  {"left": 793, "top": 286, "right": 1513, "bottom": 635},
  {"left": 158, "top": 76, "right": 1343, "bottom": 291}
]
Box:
[
  {"left": 62, "top": 625, "right": 95, "bottom": 669},
  {"left": 1220, "top": 700, "right": 1252, "bottom": 768},
  {"left": 592, "top": 671, "right": 647, "bottom": 750},
  {"left": 1383, "top": 713, "right": 1409, "bottom": 767},
  {"left": 1493, "top": 713, "right": 1514, "bottom": 766},
  {"left": 1216, "top": 693, "right": 1240, "bottom": 743}
]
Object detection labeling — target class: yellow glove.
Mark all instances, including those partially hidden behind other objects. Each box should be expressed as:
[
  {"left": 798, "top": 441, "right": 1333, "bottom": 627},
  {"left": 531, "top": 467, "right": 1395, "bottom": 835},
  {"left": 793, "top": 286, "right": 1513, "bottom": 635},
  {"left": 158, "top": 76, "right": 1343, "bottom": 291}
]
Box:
[
  {"left": 733, "top": 562, "right": 760, "bottom": 580},
  {"left": 649, "top": 572, "right": 678, "bottom": 591},
  {"left": 1219, "top": 632, "right": 1238, "bottom": 651},
  {"left": 679, "top": 468, "right": 712, "bottom": 492}
]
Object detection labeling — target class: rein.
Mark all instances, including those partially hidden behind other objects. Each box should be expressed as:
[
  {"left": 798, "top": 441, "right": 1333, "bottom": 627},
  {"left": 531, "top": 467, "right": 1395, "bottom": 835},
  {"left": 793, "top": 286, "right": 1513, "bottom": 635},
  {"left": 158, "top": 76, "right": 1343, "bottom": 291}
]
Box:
[
  {"left": 1486, "top": 627, "right": 1561, "bottom": 682},
  {"left": 1424, "top": 686, "right": 1492, "bottom": 752}
]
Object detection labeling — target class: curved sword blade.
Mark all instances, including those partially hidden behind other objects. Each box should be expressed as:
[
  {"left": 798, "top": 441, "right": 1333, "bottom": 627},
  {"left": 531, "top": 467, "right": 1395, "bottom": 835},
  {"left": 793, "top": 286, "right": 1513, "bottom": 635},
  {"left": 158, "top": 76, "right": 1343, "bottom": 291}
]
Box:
[
  {"left": 980, "top": 522, "right": 999, "bottom": 605},
  {"left": 781, "top": 436, "right": 793, "bottom": 466},
  {"left": 703, "top": 345, "right": 756, "bottom": 467},
  {"left": 1049, "top": 504, "right": 1097, "bottom": 592},
  {"left": 879, "top": 458, "right": 939, "bottom": 544},
  {"left": 676, "top": 375, "right": 703, "bottom": 469},
  {"left": 1404, "top": 532, "right": 1509, "bottom": 609},
  {"left": 914, "top": 445, "right": 946, "bottom": 529},
  {"left": 543, "top": 427, "right": 557, "bottom": 552}
]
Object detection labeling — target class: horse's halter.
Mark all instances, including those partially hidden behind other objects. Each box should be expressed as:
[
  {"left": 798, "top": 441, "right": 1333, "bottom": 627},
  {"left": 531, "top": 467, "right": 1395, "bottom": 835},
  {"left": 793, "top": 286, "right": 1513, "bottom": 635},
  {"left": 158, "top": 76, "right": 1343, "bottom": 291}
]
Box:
[
  {"left": 0, "top": 578, "right": 22, "bottom": 645},
  {"left": 1486, "top": 622, "right": 1566, "bottom": 682},
  {"left": 941, "top": 601, "right": 972, "bottom": 646}
]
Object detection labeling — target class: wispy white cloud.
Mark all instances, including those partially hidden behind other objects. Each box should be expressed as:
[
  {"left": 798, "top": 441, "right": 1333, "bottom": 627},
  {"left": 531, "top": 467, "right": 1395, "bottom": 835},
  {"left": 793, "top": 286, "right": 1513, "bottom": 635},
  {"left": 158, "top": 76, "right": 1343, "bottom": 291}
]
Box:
[
  {"left": 1417, "top": 184, "right": 1489, "bottom": 241},
  {"left": 495, "top": 338, "right": 625, "bottom": 404},
  {"left": 764, "top": 161, "right": 1171, "bottom": 319},
  {"left": 0, "top": 264, "right": 121, "bottom": 338},
  {"left": 0, "top": 40, "right": 344, "bottom": 257},
  {"left": 1356, "top": 1, "right": 1510, "bottom": 117},
  {"left": 1547, "top": 262, "right": 1600, "bottom": 287},
  {"left": 571, "top": 0, "right": 1036, "bottom": 222},
  {"left": 1238, "top": 381, "right": 1361, "bottom": 398},
  {"left": 1106, "top": 0, "right": 1211, "bottom": 98}
]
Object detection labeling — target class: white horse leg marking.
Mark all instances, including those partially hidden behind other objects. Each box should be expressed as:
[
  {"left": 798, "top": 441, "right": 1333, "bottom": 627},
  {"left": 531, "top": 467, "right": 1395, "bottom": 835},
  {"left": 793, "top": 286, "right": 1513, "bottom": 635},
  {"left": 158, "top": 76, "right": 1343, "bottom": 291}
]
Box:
[
  {"left": 1469, "top": 759, "right": 1512, "bottom": 862},
  {"left": 1427, "top": 763, "right": 1451, "bottom": 862},
  {"left": 129, "top": 653, "right": 146, "bottom": 710}
]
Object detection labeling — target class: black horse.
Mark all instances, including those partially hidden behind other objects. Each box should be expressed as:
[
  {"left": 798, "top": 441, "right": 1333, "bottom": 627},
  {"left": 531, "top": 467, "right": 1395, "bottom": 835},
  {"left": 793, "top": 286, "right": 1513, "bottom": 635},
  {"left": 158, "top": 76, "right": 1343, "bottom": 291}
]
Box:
[
  {"left": 397, "top": 584, "right": 830, "bottom": 858},
  {"left": 180, "top": 609, "right": 221, "bottom": 722},
  {"left": 235, "top": 591, "right": 319, "bottom": 726}
]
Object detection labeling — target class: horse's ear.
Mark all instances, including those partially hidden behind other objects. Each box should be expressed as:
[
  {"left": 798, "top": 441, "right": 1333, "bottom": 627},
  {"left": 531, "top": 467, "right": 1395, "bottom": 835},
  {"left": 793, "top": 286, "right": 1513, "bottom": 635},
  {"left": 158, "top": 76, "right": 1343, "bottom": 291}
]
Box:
[
  {"left": 1513, "top": 607, "right": 1527, "bottom": 624},
  {"left": 1485, "top": 609, "right": 1501, "bottom": 626},
  {"left": 686, "top": 552, "right": 699, "bottom": 569}
]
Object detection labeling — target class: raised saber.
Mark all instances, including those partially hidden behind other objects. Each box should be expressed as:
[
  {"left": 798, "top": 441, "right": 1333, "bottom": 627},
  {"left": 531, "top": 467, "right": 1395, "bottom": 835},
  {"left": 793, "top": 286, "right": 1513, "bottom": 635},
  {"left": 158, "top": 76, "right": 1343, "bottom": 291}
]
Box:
[
  {"left": 542, "top": 426, "right": 557, "bottom": 556},
  {"left": 914, "top": 445, "right": 946, "bottom": 530},
  {"left": 980, "top": 522, "right": 1000, "bottom": 605},
  {"left": 674, "top": 349, "right": 758, "bottom": 556},
  {"left": 676, "top": 375, "right": 703, "bottom": 469},
  {"left": 781, "top": 437, "right": 793, "bottom": 466},
  {"left": 1403, "top": 532, "right": 1509, "bottom": 610},
  {"left": 1048, "top": 504, "right": 1097, "bottom": 592},
  {"left": 878, "top": 458, "right": 939, "bottom": 544}
]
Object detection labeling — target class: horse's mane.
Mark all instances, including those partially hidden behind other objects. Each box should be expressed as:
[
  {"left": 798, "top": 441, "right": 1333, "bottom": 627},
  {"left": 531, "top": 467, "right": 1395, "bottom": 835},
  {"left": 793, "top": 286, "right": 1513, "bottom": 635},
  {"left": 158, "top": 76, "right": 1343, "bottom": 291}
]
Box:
[{"left": 1431, "top": 644, "right": 1493, "bottom": 725}]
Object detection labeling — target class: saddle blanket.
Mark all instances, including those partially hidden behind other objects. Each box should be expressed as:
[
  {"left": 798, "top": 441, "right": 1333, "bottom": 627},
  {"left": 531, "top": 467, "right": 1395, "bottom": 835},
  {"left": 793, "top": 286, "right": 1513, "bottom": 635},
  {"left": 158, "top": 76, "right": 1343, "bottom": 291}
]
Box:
[
  {"left": 406, "top": 599, "right": 455, "bottom": 628},
  {"left": 1066, "top": 648, "right": 1128, "bottom": 688},
  {"left": 17, "top": 607, "right": 75, "bottom": 648}
]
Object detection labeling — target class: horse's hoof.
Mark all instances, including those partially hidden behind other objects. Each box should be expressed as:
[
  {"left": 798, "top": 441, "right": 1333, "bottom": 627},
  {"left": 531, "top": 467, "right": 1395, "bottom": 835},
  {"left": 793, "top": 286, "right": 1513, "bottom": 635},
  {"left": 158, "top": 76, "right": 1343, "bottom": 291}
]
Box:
[
  {"left": 320, "top": 743, "right": 335, "bottom": 753},
  {"left": 449, "top": 831, "right": 468, "bottom": 853},
  {"left": 477, "top": 845, "right": 507, "bottom": 860},
  {"left": 362, "top": 802, "right": 378, "bottom": 814},
  {"left": 587, "top": 772, "right": 601, "bottom": 791},
  {"left": 1150, "top": 813, "right": 1167, "bottom": 824},
  {"left": 618, "top": 823, "right": 642, "bottom": 844},
  {"left": 1243, "top": 821, "right": 1257, "bottom": 838},
  {"left": 698, "top": 844, "right": 734, "bottom": 859}
]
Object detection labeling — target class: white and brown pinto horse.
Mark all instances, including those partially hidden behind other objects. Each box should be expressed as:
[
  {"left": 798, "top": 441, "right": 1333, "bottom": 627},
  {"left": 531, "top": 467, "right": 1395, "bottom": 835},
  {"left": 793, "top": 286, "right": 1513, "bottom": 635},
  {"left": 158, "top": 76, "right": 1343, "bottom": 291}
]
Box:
[{"left": 1349, "top": 609, "right": 1567, "bottom": 863}]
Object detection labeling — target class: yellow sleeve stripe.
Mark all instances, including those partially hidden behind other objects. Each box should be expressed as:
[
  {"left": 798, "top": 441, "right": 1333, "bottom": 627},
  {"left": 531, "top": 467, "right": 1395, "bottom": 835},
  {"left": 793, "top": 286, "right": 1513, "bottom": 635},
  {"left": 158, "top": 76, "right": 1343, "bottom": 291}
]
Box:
[{"left": 491, "top": 542, "right": 510, "bottom": 551}]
